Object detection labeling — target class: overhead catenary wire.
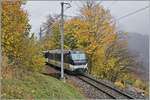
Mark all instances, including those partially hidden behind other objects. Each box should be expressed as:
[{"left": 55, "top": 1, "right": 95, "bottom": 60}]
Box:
[
  {"left": 40, "top": 5, "right": 150, "bottom": 36},
  {"left": 60, "top": 5, "right": 150, "bottom": 22},
  {"left": 117, "top": 6, "right": 149, "bottom": 21}
]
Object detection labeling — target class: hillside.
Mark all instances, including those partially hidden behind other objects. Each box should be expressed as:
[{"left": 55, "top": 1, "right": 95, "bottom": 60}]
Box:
[
  {"left": 127, "top": 33, "right": 149, "bottom": 81},
  {"left": 1, "top": 72, "right": 84, "bottom": 99}
]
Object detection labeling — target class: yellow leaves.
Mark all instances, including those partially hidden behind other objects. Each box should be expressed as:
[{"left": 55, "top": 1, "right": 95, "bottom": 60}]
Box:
[
  {"left": 32, "top": 55, "right": 44, "bottom": 65},
  {"left": 133, "top": 79, "right": 144, "bottom": 89},
  {"left": 31, "top": 90, "right": 35, "bottom": 93},
  {"left": 50, "top": 3, "right": 121, "bottom": 82},
  {"left": 115, "top": 81, "right": 125, "bottom": 88},
  {"left": 42, "top": 2, "right": 129, "bottom": 83},
  {"left": 1, "top": 0, "right": 45, "bottom": 73},
  {"left": 81, "top": 8, "right": 93, "bottom": 17},
  {"left": 107, "top": 57, "right": 118, "bottom": 68},
  {"left": 2, "top": 0, "right": 30, "bottom": 66}
]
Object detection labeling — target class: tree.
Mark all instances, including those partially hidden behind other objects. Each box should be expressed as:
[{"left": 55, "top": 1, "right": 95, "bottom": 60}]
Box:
[
  {"left": 64, "top": 1, "right": 117, "bottom": 74},
  {"left": 64, "top": 1, "right": 137, "bottom": 82},
  {"left": 2, "top": 0, "right": 29, "bottom": 64},
  {"left": 104, "top": 32, "right": 137, "bottom": 82},
  {"left": 40, "top": 15, "right": 61, "bottom": 50},
  {"left": 2, "top": 0, "right": 45, "bottom": 76},
  {"left": 41, "top": 1, "right": 137, "bottom": 83}
]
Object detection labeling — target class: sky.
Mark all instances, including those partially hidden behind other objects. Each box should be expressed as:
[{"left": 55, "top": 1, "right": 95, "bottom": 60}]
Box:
[{"left": 22, "top": 1, "right": 150, "bottom": 37}]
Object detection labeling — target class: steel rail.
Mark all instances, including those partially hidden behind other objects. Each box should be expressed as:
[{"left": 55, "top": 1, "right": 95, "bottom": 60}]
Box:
[
  {"left": 46, "top": 64, "right": 134, "bottom": 99},
  {"left": 80, "top": 74, "right": 134, "bottom": 99},
  {"left": 78, "top": 75, "right": 117, "bottom": 99}
]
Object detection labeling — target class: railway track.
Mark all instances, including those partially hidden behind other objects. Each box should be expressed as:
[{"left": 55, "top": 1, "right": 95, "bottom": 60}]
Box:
[
  {"left": 77, "top": 74, "right": 135, "bottom": 99},
  {"left": 46, "top": 64, "right": 135, "bottom": 99}
]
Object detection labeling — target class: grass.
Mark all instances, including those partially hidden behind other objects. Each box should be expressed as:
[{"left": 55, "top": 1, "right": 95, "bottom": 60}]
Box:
[{"left": 1, "top": 72, "right": 84, "bottom": 99}]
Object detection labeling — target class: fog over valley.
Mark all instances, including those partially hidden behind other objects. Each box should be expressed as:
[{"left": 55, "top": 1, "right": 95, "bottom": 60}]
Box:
[{"left": 127, "top": 33, "right": 149, "bottom": 81}]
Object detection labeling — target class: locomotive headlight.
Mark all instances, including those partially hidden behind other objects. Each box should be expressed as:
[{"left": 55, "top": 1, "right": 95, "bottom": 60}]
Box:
[
  {"left": 85, "top": 64, "right": 88, "bottom": 70},
  {"left": 69, "top": 64, "right": 75, "bottom": 71}
]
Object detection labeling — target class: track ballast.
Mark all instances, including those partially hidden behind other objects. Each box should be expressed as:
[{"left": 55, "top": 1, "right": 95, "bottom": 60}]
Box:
[{"left": 77, "top": 74, "right": 134, "bottom": 99}]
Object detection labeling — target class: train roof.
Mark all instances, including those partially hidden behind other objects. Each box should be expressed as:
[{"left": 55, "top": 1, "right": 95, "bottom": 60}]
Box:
[{"left": 46, "top": 49, "right": 85, "bottom": 54}]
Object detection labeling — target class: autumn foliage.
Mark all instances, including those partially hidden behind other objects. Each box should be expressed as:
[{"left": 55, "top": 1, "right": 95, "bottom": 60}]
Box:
[
  {"left": 2, "top": 0, "right": 45, "bottom": 79},
  {"left": 40, "top": 4, "right": 149, "bottom": 95},
  {"left": 41, "top": 1, "right": 135, "bottom": 82},
  {"left": 1, "top": 0, "right": 148, "bottom": 98}
]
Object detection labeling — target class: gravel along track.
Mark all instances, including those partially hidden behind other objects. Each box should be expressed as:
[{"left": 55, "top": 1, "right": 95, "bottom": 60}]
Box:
[
  {"left": 78, "top": 75, "right": 134, "bottom": 99},
  {"left": 67, "top": 75, "right": 114, "bottom": 99},
  {"left": 44, "top": 65, "right": 135, "bottom": 99},
  {"left": 44, "top": 65, "right": 114, "bottom": 99}
]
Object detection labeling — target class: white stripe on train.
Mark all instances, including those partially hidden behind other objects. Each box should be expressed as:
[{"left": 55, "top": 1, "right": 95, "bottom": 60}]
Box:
[{"left": 47, "top": 59, "right": 88, "bottom": 71}]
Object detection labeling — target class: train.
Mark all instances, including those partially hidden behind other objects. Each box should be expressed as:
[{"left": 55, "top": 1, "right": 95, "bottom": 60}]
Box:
[{"left": 43, "top": 49, "right": 88, "bottom": 73}]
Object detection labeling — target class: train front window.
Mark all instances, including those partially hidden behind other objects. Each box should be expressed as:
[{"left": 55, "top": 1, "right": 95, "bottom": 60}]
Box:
[{"left": 71, "top": 53, "right": 86, "bottom": 60}]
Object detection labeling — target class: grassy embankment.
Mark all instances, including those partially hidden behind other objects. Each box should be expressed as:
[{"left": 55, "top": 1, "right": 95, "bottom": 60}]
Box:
[{"left": 2, "top": 72, "right": 84, "bottom": 99}]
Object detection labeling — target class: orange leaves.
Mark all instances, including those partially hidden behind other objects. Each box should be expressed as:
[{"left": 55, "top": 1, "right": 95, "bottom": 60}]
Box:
[
  {"left": 2, "top": 0, "right": 28, "bottom": 59},
  {"left": 1, "top": 0, "right": 45, "bottom": 73},
  {"left": 81, "top": 7, "right": 93, "bottom": 17},
  {"left": 64, "top": 18, "right": 91, "bottom": 49}
]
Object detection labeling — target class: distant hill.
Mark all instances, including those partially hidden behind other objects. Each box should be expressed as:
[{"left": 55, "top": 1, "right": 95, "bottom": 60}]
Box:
[{"left": 127, "top": 33, "right": 149, "bottom": 81}]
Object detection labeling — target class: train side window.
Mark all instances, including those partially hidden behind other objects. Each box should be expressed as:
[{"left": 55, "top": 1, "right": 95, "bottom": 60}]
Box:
[
  {"left": 65, "top": 54, "right": 70, "bottom": 63},
  {"left": 58, "top": 54, "right": 61, "bottom": 61},
  {"left": 48, "top": 53, "right": 51, "bottom": 59},
  {"left": 54, "top": 53, "right": 56, "bottom": 61},
  {"left": 55, "top": 54, "right": 57, "bottom": 61},
  {"left": 53, "top": 54, "right": 55, "bottom": 60},
  {"left": 64, "top": 54, "right": 66, "bottom": 63},
  {"left": 57, "top": 53, "right": 60, "bottom": 61}
]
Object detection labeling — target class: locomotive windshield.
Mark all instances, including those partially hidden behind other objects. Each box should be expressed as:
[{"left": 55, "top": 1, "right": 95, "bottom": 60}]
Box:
[{"left": 71, "top": 53, "right": 86, "bottom": 60}]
